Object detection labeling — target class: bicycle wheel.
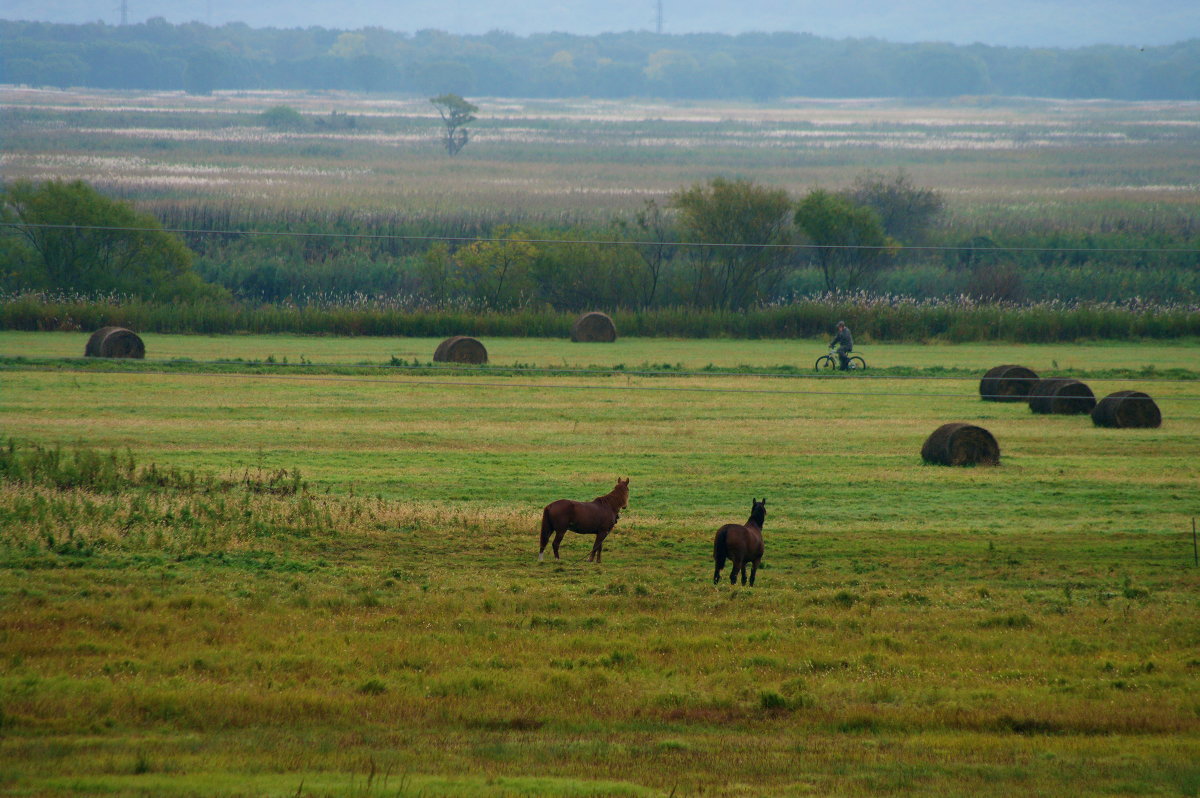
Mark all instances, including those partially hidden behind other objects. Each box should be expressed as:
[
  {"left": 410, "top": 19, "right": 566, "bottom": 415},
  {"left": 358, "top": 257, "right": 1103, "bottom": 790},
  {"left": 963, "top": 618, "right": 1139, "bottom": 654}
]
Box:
[
  {"left": 815, "top": 355, "right": 837, "bottom": 371},
  {"left": 848, "top": 355, "right": 867, "bottom": 370}
]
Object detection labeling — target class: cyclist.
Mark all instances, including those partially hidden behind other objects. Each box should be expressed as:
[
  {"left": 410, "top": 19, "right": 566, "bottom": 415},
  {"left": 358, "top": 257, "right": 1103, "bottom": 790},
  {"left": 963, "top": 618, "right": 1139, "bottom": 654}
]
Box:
[{"left": 830, "top": 321, "right": 853, "bottom": 370}]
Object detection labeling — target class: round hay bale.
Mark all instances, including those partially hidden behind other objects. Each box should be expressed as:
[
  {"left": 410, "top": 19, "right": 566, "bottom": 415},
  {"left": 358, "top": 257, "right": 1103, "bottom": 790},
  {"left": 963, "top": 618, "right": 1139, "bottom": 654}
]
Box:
[
  {"left": 85, "top": 326, "right": 122, "bottom": 357},
  {"left": 433, "top": 336, "right": 487, "bottom": 364},
  {"left": 570, "top": 311, "right": 617, "bottom": 343},
  {"left": 1028, "top": 378, "right": 1096, "bottom": 415},
  {"left": 1091, "top": 390, "right": 1162, "bottom": 428},
  {"left": 921, "top": 423, "right": 1000, "bottom": 466},
  {"left": 979, "top": 364, "right": 1039, "bottom": 402},
  {"left": 84, "top": 326, "right": 145, "bottom": 359}
]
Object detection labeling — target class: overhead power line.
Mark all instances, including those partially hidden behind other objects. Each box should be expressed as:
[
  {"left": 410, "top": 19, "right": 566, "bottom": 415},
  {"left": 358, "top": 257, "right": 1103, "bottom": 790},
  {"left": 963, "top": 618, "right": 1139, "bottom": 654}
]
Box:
[{"left": 3, "top": 221, "right": 1199, "bottom": 256}]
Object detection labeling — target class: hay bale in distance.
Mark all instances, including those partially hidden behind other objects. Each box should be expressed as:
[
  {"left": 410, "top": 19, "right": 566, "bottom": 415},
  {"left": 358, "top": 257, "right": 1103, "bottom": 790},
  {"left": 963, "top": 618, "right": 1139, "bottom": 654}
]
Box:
[
  {"left": 1092, "top": 390, "right": 1162, "bottom": 428},
  {"left": 84, "top": 326, "right": 145, "bottom": 359},
  {"left": 99, "top": 328, "right": 145, "bottom": 358},
  {"left": 570, "top": 311, "right": 617, "bottom": 343},
  {"left": 433, "top": 336, "right": 488, "bottom": 364},
  {"left": 921, "top": 423, "right": 1000, "bottom": 466},
  {"left": 1028, "top": 378, "right": 1096, "bottom": 415},
  {"left": 85, "top": 326, "right": 120, "bottom": 357},
  {"left": 979, "top": 364, "right": 1039, "bottom": 402}
]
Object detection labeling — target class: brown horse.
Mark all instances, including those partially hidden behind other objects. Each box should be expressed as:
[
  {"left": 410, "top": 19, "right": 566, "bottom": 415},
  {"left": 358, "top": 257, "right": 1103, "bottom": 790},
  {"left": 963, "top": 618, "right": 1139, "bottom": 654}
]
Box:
[
  {"left": 713, "top": 498, "right": 766, "bottom": 586},
  {"left": 539, "top": 477, "right": 629, "bottom": 562}
]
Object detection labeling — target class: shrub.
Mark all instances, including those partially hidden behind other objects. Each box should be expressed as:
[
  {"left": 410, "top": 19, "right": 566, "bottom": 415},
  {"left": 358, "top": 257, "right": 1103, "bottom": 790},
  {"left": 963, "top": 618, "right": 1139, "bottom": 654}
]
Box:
[{"left": 260, "top": 105, "right": 307, "bottom": 130}]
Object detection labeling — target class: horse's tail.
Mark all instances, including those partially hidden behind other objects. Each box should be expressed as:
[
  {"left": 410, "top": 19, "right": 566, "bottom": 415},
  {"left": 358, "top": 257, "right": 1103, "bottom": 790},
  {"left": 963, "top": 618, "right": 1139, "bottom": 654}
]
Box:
[
  {"left": 540, "top": 505, "right": 554, "bottom": 549},
  {"left": 713, "top": 527, "right": 728, "bottom": 564}
]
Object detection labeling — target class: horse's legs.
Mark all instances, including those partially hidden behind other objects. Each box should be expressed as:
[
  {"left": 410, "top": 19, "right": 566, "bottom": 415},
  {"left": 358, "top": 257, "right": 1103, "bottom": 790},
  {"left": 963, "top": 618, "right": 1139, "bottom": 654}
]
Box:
[
  {"left": 552, "top": 527, "right": 568, "bottom": 559},
  {"left": 730, "top": 556, "right": 744, "bottom": 585},
  {"left": 588, "top": 531, "right": 608, "bottom": 563},
  {"left": 713, "top": 556, "right": 725, "bottom": 584},
  {"left": 749, "top": 559, "right": 759, "bottom": 587}
]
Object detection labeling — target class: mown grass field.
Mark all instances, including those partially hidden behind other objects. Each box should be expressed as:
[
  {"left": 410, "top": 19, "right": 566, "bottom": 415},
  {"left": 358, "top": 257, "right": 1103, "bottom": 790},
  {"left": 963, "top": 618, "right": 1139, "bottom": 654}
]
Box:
[
  {"left": 2, "top": 333, "right": 1199, "bottom": 796},
  {"left": 6, "top": 330, "right": 1200, "bottom": 373}
]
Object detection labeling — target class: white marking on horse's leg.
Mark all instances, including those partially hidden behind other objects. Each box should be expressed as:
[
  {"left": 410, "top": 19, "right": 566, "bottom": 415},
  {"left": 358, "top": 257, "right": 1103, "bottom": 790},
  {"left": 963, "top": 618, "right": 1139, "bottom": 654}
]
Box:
[{"left": 538, "top": 551, "right": 544, "bottom": 562}]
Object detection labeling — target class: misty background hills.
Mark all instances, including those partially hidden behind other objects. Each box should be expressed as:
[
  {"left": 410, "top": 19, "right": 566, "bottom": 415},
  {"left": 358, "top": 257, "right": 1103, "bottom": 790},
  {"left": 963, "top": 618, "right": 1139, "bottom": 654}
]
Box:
[{"left": 4, "top": 0, "right": 1199, "bottom": 47}]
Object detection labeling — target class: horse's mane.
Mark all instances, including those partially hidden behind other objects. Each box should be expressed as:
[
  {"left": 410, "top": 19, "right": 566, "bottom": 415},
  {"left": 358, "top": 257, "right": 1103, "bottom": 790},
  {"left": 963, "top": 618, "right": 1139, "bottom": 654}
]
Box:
[
  {"left": 594, "top": 480, "right": 629, "bottom": 510},
  {"left": 747, "top": 500, "right": 766, "bottom": 528}
]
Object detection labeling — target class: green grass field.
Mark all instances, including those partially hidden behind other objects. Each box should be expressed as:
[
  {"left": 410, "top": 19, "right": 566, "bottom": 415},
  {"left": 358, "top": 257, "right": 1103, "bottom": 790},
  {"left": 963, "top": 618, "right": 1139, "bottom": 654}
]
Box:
[{"left": 2, "top": 334, "right": 1199, "bottom": 796}]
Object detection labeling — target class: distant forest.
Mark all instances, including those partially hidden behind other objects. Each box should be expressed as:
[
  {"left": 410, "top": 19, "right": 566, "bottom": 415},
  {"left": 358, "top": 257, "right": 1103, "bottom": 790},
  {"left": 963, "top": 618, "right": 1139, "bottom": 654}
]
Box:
[{"left": 2, "top": 19, "right": 1199, "bottom": 99}]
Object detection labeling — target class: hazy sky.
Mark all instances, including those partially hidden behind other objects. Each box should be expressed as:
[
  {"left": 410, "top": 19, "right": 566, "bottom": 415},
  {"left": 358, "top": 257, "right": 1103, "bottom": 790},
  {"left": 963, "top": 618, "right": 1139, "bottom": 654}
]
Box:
[{"left": 4, "top": 0, "right": 1200, "bottom": 47}]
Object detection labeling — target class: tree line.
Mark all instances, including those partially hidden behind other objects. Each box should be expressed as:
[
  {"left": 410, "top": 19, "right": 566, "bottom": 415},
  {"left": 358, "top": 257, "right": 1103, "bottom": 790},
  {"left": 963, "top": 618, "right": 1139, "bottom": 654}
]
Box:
[
  {"left": 3, "top": 19, "right": 1199, "bottom": 100},
  {"left": 0, "top": 173, "right": 949, "bottom": 309},
  {"left": 8, "top": 174, "right": 1197, "bottom": 310}
]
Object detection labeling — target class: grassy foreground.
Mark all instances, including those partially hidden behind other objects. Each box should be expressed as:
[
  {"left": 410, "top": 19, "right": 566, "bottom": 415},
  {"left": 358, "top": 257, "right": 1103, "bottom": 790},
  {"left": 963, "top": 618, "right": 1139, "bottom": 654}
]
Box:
[{"left": 1, "top": 334, "right": 1199, "bottom": 797}]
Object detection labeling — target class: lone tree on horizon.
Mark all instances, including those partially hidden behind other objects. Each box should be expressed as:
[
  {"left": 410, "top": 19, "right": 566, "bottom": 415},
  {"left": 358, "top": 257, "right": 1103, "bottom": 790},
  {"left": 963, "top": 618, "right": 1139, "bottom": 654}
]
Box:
[{"left": 430, "top": 93, "right": 478, "bottom": 156}]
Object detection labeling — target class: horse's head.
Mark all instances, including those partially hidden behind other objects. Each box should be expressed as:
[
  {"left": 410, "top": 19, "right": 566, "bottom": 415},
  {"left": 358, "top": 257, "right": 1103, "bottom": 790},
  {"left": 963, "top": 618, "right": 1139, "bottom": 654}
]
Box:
[
  {"left": 613, "top": 477, "right": 630, "bottom": 509},
  {"left": 750, "top": 497, "right": 766, "bottom": 526}
]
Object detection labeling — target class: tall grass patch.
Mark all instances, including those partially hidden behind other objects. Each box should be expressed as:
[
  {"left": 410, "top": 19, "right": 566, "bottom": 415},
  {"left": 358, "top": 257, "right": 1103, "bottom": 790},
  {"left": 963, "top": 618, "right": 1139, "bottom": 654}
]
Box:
[{"left": 4, "top": 292, "right": 1199, "bottom": 341}]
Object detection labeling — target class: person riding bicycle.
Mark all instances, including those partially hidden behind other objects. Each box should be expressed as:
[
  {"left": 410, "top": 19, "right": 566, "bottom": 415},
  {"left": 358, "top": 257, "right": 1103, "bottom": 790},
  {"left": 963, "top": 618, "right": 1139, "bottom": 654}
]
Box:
[{"left": 830, "top": 321, "right": 853, "bottom": 370}]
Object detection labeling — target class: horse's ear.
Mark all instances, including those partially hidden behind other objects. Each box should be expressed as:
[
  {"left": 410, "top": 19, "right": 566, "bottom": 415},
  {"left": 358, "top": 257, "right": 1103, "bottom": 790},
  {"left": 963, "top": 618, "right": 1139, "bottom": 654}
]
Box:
[{"left": 619, "top": 477, "right": 629, "bottom": 485}]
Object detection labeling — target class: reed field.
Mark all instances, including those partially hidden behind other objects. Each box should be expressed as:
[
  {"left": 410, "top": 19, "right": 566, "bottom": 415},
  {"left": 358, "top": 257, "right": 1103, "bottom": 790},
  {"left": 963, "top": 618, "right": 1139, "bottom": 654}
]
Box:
[
  {"left": 4, "top": 88, "right": 1200, "bottom": 220},
  {"left": 6, "top": 294, "right": 1200, "bottom": 343},
  {"left": 1, "top": 333, "right": 1199, "bottom": 797}
]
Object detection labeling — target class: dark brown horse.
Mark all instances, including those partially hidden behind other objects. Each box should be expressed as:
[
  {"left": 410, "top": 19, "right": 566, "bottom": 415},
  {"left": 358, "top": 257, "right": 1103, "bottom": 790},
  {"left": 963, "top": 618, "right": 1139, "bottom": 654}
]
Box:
[
  {"left": 713, "top": 498, "right": 766, "bottom": 586},
  {"left": 539, "top": 477, "right": 629, "bottom": 562}
]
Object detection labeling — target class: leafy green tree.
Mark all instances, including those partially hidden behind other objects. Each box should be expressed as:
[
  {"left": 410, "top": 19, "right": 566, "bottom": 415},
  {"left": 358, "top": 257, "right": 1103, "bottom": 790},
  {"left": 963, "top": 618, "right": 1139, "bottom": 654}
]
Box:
[
  {"left": 895, "top": 45, "right": 992, "bottom": 97},
  {"left": 730, "top": 56, "right": 787, "bottom": 101},
  {"left": 627, "top": 199, "right": 678, "bottom": 308},
  {"left": 526, "top": 227, "right": 644, "bottom": 310},
  {"left": 1066, "top": 52, "right": 1119, "bottom": 98},
  {"left": 645, "top": 50, "right": 704, "bottom": 96},
  {"left": 671, "top": 178, "right": 794, "bottom": 309},
  {"left": 415, "top": 62, "right": 476, "bottom": 96},
  {"left": 329, "top": 33, "right": 367, "bottom": 59},
  {"left": 260, "top": 105, "right": 307, "bottom": 130},
  {"left": 416, "top": 242, "right": 458, "bottom": 305},
  {"left": 85, "top": 41, "right": 175, "bottom": 89},
  {"left": 429, "top": 93, "right": 479, "bottom": 156},
  {"left": 794, "top": 189, "right": 895, "bottom": 292},
  {"left": 847, "top": 169, "right": 945, "bottom": 247},
  {"left": 453, "top": 229, "right": 538, "bottom": 309},
  {"left": 0, "top": 179, "right": 221, "bottom": 300},
  {"left": 346, "top": 55, "right": 396, "bottom": 92},
  {"left": 182, "top": 49, "right": 227, "bottom": 95}
]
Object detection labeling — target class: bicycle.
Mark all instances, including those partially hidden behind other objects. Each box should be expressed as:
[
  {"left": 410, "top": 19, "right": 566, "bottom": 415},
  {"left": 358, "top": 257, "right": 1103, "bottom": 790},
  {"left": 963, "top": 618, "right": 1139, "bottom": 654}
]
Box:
[{"left": 814, "top": 349, "right": 866, "bottom": 371}]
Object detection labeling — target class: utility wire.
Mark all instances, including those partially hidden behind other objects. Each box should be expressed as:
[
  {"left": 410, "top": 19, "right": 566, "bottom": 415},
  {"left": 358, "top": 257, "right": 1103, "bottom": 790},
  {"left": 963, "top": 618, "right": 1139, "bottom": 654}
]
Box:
[{"left": 4, "top": 221, "right": 1200, "bottom": 256}]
